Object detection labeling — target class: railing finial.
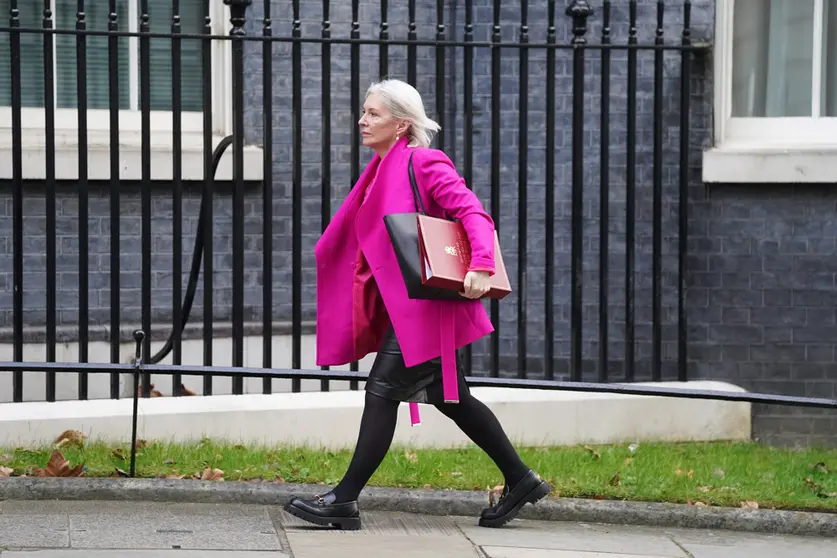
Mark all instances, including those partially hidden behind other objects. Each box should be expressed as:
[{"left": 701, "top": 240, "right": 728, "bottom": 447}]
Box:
[
  {"left": 224, "top": 0, "right": 252, "bottom": 36},
  {"left": 566, "top": 0, "right": 594, "bottom": 44}
]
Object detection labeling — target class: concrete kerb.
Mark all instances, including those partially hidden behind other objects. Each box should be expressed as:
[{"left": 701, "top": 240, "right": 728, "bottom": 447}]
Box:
[{"left": 0, "top": 477, "right": 835, "bottom": 538}]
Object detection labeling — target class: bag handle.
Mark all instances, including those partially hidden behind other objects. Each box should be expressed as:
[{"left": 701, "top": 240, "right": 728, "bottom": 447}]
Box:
[{"left": 408, "top": 152, "right": 428, "bottom": 216}]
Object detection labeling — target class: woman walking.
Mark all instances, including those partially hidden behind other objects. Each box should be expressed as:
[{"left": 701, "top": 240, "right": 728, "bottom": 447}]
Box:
[{"left": 284, "top": 79, "right": 551, "bottom": 530}]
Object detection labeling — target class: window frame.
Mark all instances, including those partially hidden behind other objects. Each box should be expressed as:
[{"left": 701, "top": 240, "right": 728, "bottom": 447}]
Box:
[
  {"left": 705, "top": 0, "right": 837, "bottom": 183},
  {"left": 0, "top": 0, "right": 232, "bottom": 140}
]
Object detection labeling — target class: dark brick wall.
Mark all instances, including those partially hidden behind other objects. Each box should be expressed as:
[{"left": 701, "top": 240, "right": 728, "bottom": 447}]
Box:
[{"left": 3, "top": 0, "right": 836, "bottom": 446}]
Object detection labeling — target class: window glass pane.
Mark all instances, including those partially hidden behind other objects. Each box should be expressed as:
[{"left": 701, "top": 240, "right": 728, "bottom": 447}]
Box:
[
  {"left": 0, "top": 1, "right": 46, "bottom": 108},
  {"left": 732, "top": 0, "right": 815, "bottom": 117},
  {"left": 824, "top": 0, "right": 837, "bottom": 115},
  {"left": 55, "top": 0, "right": 131, "bottom": 110},
  {"left": 140, "top": 0, "right": 205, "bottom": 112}
]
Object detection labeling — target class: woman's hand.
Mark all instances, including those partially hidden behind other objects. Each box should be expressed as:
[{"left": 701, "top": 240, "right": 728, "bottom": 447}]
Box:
[{"left": 461, "top": 270, "right": 491, "bottom": 299}]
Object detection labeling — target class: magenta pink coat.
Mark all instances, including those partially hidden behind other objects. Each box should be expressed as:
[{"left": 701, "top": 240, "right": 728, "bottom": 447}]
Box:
[{"left": 314, "top": 137, "right": 497, "bottom": 425}]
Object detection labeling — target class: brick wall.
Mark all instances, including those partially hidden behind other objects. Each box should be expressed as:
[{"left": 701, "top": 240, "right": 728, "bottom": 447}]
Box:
[{"left": 2, "top": 0, "right": 836, "bottom": 446}]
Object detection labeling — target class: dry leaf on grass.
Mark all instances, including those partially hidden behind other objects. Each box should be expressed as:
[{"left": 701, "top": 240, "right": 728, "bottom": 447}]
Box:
[
  {"left": 609, "top": 472, "right": 621, "bottom": 487},
  {"left": 54, "top": 429, "right": 86, "bottom": 449},
  {"left": 197, "top": 467, "right": 224, "bottom": 481},
  {"left": 111, "top": 449, "right": 127, "bottom": 461},
  {"left": 0, "top": 466, "right": 14, "bottom": 478},
  {"left": 675, "top": 468, "right": 695, "bottom": 479},
  {"left": 136, "top": 439, "right": 153, "bottom": 449},
  {"left": 403, "top": 451, "right": 418, "bottom": 464},
  {"left": 740, "top": 501, "right": 759, "bottom": 509},
  {"left": 583, "top": 446, "right": 601, "bottom": 460},
  {"left": 693, "top": 501, "right": 708, "bottom": 507},
  {"left": 812, "top": 462, "right": 830, "bottom": 475},
  {"left": 33, "top": 450, "right": 84, "bottom": 478}
]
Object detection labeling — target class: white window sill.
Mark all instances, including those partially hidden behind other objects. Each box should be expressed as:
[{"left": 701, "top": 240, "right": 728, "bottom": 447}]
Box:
[
  {"left": 703, "top": 144, "right": 837, "bottom": 184},
  {"left": 0, "top": 129, "right": 264, "bottom": 182}
]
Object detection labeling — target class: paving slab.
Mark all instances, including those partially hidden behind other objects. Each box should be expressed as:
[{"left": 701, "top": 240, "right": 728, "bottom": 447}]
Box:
[
  {"left": 664, "top": 526, "right": 837, "bottom": 558},
  {"left": 0, "top": 513, "right": 70, "bottom": 549},
  {"left": 482, "top": 549, "right": 676, "bottom": 558},
  {"left": 279, "top": 509, "right": 480, "bottom": 557},
  {"left": 455, "top": 517, "right": 687, "bottom": 557},
  {"left": 0, "top": 552, "right": 287, "bottom": 558}
]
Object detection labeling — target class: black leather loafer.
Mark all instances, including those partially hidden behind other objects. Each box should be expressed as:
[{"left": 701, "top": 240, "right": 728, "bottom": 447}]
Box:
[
  {"left": 479, "top": 470, "right": 552, "bottom": 528},
  {"left": 283, "top": 491, "right": 362, "bottom": 530}
]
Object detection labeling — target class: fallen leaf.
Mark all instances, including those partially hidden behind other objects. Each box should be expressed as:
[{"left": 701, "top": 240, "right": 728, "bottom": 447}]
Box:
[
  {"left": 0, "top": 466, "right": 13, "bottom": 477},
  {"left": 115, "top": 468, "right": 130, "bottom": 478},
  {"left": 423, "top": 484, "right": 432, "bottom": 490},
  {"left": 136, "top": 439, "right": 153, "bottom": 449},
  {"left": 138, "top": 384, "right": 164, "bottom": 397},
  {"left": 274, "top": 477, "right": 286, "bottom": 484},
  {"left": 54, "top": 429, "right": 86, "bottom": 449},
  {"left": 812, "top": 462, "right": 830, "bottom": 474},
  {"left": 199, "top": 467, "right": 224, "bottom": 481},
  {"left": 740, "top": 501, "right": 759, "bottom": 509},
  {"left": 111, "top": 449, "right": 126, "bottom": 461},
  {"left": 403, "top": 451, "right": 418, "bottom": 464},
  {"left": 33, "top": 450, "right": 84, "bottom": 478},
  {"left": 675, "top": 469, "right": 695, "bottom": 479},
  {"left": 179, "top": 383, "right": 197, "bottom": 396},
  {"left": 697, "top": 486, "right": 713, "bottom": 493},
  {"left": 583, "top": 446, "right": 601, "bottom": 460},
  {"left": 609, "top": 472, "right": 621, "bottom": 486},
  {"left": 804, "top": 477, "right": 823, "bottom": 491},
  {"left": 0, "top": 453, "right": 12, "bottom": 462},
  {"left": 693, "top": 501, "right": 708, "bottom": 507}
]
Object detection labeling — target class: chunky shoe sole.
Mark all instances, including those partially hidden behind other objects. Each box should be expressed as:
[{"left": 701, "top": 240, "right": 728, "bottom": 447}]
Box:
[
  {"left": 478, "top": 479, "right": 552, "bottom": 528},
  {"left": 283, "top": 501, "right": 362, "bottom": 531}
]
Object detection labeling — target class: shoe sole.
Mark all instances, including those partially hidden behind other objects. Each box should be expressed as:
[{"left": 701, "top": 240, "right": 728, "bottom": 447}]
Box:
[
  {"left": 283, "top": 501, "right": 362, "bottom": 531},
  {"left": 478, "top": 480, "right": 552, "bottom": 528}
]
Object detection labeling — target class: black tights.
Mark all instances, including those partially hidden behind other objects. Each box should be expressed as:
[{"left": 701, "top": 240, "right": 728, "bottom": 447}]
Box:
[{"left": 331, "top": 390, "right": 530, "bottom": 504}]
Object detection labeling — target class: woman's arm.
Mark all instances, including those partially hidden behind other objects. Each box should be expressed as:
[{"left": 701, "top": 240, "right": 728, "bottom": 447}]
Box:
[{"left": 412, "top": 148, "right": 496, "bottom": 275}]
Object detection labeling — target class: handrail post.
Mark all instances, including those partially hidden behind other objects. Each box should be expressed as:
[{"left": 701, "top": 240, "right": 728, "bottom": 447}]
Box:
[{"left": 129, "top": 329, "right": 146, "bottom": 478}]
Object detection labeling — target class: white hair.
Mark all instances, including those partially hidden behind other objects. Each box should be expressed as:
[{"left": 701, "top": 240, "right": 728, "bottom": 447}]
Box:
[{"left": 365, "top": 79, "right": 441, "bottom": 148}]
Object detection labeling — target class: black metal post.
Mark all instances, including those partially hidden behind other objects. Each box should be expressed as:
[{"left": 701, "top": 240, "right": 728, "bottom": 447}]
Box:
[
  {"left": 225, "top": 0, "right": 251, "bottom": 396},
  {"left": 293, "top": 0, "right": 305, "bottom": 388},
  {"left": 598, "top": 1, "right": 611, "bottom": 383},
  {"left": 652, "top": 0, "right": 665, "bottom": 382},
  {"left": 625, "top": 0, "right": 638, "bottom": 383},
  {"left": 77, "top": 2, "right": 90, "bottom": 400},
  {"left": 678, "top": 1, "right": 692, "bottom": 382},
  {"left": 567, "top": 0, "right": 593, "bottom": 382},
  {"left": 130, "top": 330, "right": 146, "bottom": 478},
  {"left": 263, "top": 0, "right": 275, "bottom": 394}
]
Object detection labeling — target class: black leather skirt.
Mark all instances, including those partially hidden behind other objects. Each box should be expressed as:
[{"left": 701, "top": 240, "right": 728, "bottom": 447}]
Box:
[{"left": 365, "top": 326, "right": 471, "bottom": 404}]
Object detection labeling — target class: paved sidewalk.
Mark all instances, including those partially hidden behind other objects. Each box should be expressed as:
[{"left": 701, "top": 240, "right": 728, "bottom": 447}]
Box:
[{"left": 0, "top": 500, "right": 833, "bottom": 557}]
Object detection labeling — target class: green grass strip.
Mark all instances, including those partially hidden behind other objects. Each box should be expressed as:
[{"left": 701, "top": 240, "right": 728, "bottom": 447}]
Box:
[{"left": 2, "top": 439, "right": 836, "bottom": 513}]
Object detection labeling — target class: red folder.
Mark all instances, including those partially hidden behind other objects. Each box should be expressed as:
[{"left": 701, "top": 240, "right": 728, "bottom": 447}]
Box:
[{"left": 417, "top": 214, "right": 511, "bottom": 300}]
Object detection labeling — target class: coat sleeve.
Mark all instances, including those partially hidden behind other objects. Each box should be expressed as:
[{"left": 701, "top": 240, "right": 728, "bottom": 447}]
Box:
[{"left": 413, "top": 148, "right": 496, "bottom": 274}]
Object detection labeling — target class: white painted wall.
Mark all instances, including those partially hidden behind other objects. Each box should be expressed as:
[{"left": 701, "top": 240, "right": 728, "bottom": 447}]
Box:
[{"left": 0, "top": 381, "right": 752, "bottom": 450}]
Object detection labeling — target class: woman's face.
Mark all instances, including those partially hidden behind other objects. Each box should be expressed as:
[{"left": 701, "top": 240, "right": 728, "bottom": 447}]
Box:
[{"left": 359, "top": 93, "right": 408, "bottom": 153}]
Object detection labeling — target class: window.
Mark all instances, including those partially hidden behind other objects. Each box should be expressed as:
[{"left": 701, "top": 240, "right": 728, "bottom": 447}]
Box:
[
  {"left": 0, "top": 0, "right": 258, "bottom": 181},
  {"left": 704, "top": 0, "right": 837, "bottom": 183}
]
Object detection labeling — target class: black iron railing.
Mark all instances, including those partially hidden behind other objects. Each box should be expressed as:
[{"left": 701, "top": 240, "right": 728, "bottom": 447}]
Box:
[{"left": 2, "top": 1, "right": 833, "bottom": 421}]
